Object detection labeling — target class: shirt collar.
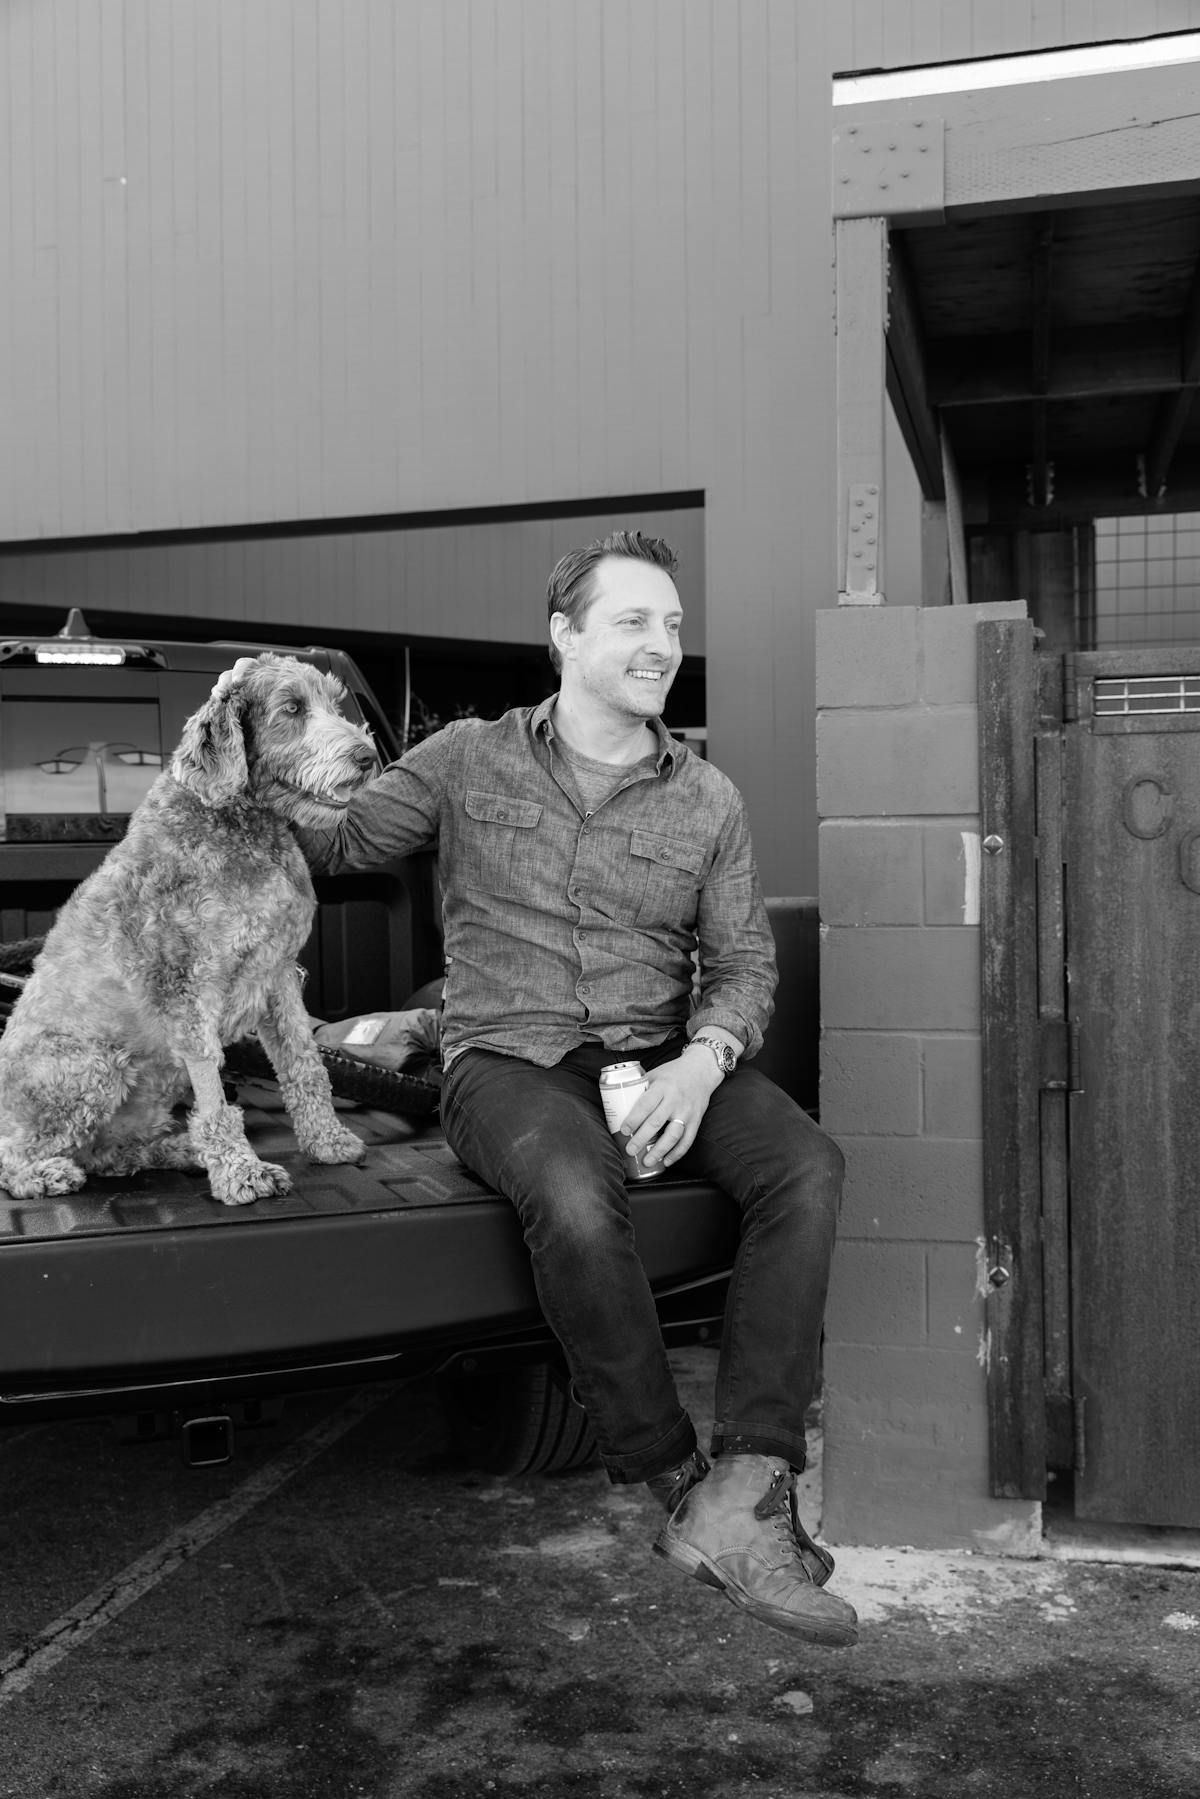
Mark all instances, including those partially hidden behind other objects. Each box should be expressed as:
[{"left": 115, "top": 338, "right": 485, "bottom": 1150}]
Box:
[{"left": 532, "top": 696, "right": 680, "bottom": 774}]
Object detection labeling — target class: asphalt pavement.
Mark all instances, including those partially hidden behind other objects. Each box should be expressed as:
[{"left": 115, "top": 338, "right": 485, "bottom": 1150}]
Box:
[{"left": 2, "top": 1348, "right": 1198, "bottom": 1799}]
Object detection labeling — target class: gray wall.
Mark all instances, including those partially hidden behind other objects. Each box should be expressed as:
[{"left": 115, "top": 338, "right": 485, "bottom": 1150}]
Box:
[{"left": 2, "top": 0, "right": 1194, "bottom": 889}]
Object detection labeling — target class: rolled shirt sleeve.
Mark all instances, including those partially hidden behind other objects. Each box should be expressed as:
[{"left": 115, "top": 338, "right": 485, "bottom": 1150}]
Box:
[{"left": 687, "top": 790, "right": 777, "bottom": 1059}]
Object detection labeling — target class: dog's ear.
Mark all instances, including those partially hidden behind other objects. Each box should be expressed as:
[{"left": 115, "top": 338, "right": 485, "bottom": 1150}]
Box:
[{"left": 170, "top": 686, "right": 250, "bottom": 804}]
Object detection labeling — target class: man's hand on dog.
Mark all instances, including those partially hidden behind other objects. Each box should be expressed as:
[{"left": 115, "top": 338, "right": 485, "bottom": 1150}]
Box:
[{"left": 212, "top": 657, "right": 258, "bottom": 699}]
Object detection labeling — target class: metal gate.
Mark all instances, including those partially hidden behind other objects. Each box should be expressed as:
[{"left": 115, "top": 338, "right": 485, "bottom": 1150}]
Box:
[{"left": 980, "top": 621, "right": 1200, "bottom": 1528}]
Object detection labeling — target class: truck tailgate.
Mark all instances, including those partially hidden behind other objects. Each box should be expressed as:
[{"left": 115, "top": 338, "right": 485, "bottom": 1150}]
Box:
[{"left": 0, "top": 1095, "right": 739, "bottom": 1385}]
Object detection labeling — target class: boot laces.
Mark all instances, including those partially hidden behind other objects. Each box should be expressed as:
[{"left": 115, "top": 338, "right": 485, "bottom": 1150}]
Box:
[{"left": 753, "top": 1466, "right": 835, "bottom": 1588}]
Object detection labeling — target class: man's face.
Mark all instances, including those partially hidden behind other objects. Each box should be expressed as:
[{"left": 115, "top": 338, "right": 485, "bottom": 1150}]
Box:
[{"left": 555, "top": 557, "right": 684, "bottom": 724}]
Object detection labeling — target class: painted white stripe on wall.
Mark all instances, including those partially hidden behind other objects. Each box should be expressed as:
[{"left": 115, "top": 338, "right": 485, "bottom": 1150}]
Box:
[{"left": 961, "top": 830, "right": 981, "bottom": 927}]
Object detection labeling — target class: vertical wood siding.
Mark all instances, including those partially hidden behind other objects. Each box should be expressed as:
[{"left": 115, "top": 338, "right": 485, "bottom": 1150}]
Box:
[{"left": 2, "top": 0, "right": 1195, "bottom": 886}]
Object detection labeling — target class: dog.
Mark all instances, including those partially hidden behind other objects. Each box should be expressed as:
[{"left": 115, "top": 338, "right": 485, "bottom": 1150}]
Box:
[{"left": 0, "top": 654, "right": 379, "bottom": 1206}]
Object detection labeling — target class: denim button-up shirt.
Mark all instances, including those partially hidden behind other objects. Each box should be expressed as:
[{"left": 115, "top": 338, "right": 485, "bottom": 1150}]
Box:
[{"left": 296, "top": 697, "right": 777, "bottom": 1067}]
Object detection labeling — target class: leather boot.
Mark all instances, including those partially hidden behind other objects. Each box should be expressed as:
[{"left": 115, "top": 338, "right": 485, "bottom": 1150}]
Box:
[
  {"left": 654, "top": 1452, "right": 859, "bottom": 1646},
  {"left": 644, "top": 1447, "right": 710, "bottom": 1514}
]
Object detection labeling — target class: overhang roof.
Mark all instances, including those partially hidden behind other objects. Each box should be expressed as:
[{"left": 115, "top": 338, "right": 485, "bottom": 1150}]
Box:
[{"left": 833, "top": 32, "right": 1200, "bottom": 533}]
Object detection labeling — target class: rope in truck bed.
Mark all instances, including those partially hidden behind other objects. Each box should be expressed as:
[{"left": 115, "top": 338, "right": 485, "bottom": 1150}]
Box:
[{"left": 0, "top": 937, "right": 441, "bottom": 1118}]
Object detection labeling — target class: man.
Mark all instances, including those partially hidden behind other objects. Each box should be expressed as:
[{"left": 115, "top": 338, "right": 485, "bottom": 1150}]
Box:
[{"left": 230, "top": 531, "right": 856, "bottom": 1646}]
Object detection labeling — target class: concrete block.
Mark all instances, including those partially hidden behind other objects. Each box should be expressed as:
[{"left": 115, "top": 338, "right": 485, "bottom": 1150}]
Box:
[
  {"left": 817, "top": 708, "right": 980, "bottom": 816},
  {"left": 925, "top": 1243, "right": 987, "bottom": 1352},
  {"left": 822, "top": 1341, "right": 985, "bottom": 1408},
  {"left": 821, "top": 926, "right": 981, "bottom": 1031},
  {"left": 837, "top": 1136, "right": 984, "bottom": 1240},
  {"left": 821, "top": 1030, "right": 921, "bottom": 1136},
  {"left": 923, "top": 822, "right": 981, "bottom": 925},
  {"left": 924, "top": 1034, "right": 984, "bottom": 1138},
  {"left": 823, "top": 1421, "right": 1041, "bottom": 1552},
  {"left": 821, "top": 1343, "right": 1041, "bottom": 1552},
  {"left": 816, "top": 606, "right": 919, "bottom": 708},
  {"left": 918, "top": 600, "right": 1027, "bottom": 704},
  {"left": 819, "top": 820, "right": 924, "bottom": 925},
  {"left": 825, "top": 1240, "right": 927, "bottom": 1345}
]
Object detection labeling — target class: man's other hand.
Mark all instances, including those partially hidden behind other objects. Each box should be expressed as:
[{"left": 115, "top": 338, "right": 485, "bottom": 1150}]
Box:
[{"left": 622, "top": 1050, "right": 724, "bottom": 1169}]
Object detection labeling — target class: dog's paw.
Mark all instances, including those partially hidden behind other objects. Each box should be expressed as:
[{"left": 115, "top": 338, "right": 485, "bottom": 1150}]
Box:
[
  {"left": 304, "top": 1124, "right": 367, "bottom": 1166},
  {"left": 0, "top": 1155, "right": 86, "bottom": 1200},
  {"left": 210, "top": 1156, "right": 293, "bottom": 1207}
]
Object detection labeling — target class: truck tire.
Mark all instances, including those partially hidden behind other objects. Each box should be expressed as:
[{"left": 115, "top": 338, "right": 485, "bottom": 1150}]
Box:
[{"left": 438, "top": 1361, "right": 599, "bottom": 1476}]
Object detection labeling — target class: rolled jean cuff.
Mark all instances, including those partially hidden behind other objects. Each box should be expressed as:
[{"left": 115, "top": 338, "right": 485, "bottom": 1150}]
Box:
[
  {"left": 602, "top": 1410, "right": 697, "bottom": 1486},
  {"left": 711, "top": 1423, "right": 809, "bottom": 1473}
]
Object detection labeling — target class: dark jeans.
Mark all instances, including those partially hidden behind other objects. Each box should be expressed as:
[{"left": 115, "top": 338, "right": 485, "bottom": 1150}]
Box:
[{"left": 439, "top": 1037, "right": 844, "bottom": 1484}]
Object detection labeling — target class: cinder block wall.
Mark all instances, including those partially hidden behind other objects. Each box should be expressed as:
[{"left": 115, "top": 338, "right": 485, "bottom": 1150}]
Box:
[{"left": 816, "top": 601, "right": 1040, "bottom": 1553}]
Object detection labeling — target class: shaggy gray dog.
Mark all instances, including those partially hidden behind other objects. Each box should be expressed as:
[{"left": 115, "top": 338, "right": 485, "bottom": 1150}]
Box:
[{"left": 0, "top": 654, "right": 379, "bottom": 1206}]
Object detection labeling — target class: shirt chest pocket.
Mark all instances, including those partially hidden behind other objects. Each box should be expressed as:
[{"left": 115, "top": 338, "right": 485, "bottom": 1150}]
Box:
[
  {"left": 464, "top": 790, "right": 544, "bottom": 898},
  {"left": 629, "top": 829, "right": 708, "bottom": 928}
]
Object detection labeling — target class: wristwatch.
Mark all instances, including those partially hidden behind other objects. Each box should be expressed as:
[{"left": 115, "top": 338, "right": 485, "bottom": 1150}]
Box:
[{"left": 691, "top": 1033, "right": 738, "bottom": 1077}]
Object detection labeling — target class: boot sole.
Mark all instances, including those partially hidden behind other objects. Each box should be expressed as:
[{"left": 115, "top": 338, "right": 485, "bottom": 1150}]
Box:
[{"left": 653, "top": 1533, "right": 859, "bottom": 1648}]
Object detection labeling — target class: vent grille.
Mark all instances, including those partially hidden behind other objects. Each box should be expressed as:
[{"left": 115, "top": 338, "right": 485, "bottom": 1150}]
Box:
[{"left": 1093, "top": 676, "right": 1200, "bottom": 717}]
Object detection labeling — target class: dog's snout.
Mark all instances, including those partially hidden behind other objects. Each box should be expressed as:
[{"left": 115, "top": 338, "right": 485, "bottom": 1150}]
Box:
[{"left": 352, "top": 741, "right": 379, "bottom": 773}]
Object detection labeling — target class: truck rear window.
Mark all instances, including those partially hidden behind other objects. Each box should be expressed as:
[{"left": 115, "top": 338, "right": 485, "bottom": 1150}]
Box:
[{"left": 1, "top": 698, "right": 163, "bottom": 840}]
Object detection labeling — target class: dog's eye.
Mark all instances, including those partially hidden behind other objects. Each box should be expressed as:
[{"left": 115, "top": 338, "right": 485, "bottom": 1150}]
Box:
[{"left": 280, "top": 700, "right": 303, "bottom": 717}]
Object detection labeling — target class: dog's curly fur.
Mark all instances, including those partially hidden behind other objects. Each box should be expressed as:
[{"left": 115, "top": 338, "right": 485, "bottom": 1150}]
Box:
[{"left": 0, "top": 654, "right": 379, "bottom": 1207}]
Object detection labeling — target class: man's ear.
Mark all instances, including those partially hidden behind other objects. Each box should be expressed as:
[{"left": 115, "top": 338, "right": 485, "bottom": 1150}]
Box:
[{"left": 549, "top": 611, "right": 576, "bottom": 663}]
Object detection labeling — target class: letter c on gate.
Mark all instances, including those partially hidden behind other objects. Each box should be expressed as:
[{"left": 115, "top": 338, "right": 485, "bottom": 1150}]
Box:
[
  {"left": 1121, "top": 775, "right": 1172, "bottom": 841},
  {"left": 1180, "top": 830, "right": 1200, "bottom": 895}
]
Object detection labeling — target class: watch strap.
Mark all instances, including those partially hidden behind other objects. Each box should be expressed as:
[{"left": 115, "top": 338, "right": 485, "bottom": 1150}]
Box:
[{"left": 691, "top": 1033, "right": 737, "bottom": 1076}]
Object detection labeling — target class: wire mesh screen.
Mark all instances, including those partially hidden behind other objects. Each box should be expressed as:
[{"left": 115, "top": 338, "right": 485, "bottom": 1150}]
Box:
[{"left": 1093, "top": 515, "right": 1200, "bottom": 649}]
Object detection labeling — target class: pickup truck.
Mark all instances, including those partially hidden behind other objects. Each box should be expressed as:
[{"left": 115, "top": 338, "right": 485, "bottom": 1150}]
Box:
[{"left": 0, "top": 612, "right": 817, "bottom": 1474}]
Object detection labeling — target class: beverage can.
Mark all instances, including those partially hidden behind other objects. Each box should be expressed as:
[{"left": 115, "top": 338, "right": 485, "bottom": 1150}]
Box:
[{"left": 599, "top": 1061, "right": 662, "bottom": 1182}]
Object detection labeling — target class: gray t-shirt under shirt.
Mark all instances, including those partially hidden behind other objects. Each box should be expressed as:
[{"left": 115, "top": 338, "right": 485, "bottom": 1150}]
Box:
[{"left": 557, "top": 741, "right": 660, "bottom": 815}]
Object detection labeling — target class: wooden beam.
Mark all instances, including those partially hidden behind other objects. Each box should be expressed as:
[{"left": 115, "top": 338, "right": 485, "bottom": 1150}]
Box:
[
  {"left": 884, "top": 232, "right": 944, "bottom": 500},
  {"left": 930, "top": 324, "right": 1186, "bottom": 407},
  {"left": 977, "top": 617, "right": 1046, "bottom": 1501},
  {"left": 835, "top": 53, "right": 1200, "bottom": 220},
  {"left": 941, "top": 420, "right": 969, "bottom": 603},
  {"left": 1029, "top": 215, "right": 1054, "bottom": 509},
  {"left": 967, "top": 453, "right": 1200, "bottom": 528},
  {"left": 1141, "top": 251, "right": 1200, "bottom": 499},
  {"left": 834, "top": 216, "right": 888, "bottom": 603}
]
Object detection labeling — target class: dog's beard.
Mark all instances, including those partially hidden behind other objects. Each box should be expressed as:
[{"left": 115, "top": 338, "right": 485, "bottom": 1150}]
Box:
[{"left": 250, "top": 768, "right": 373, "bottom": 826}]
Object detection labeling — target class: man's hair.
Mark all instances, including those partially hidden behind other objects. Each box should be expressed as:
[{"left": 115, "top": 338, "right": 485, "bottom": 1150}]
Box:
[{"left": 546, "top": 530, "right": 679, "bottom": 672}]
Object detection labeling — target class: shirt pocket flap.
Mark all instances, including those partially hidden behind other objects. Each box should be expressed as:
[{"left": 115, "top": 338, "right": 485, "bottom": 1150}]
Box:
[
  {"left": 465, "top": 790, "right": 543, "bottom": 828},
  {"left": 630, "top": 829, "right": 707, "bottom": 877}
]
